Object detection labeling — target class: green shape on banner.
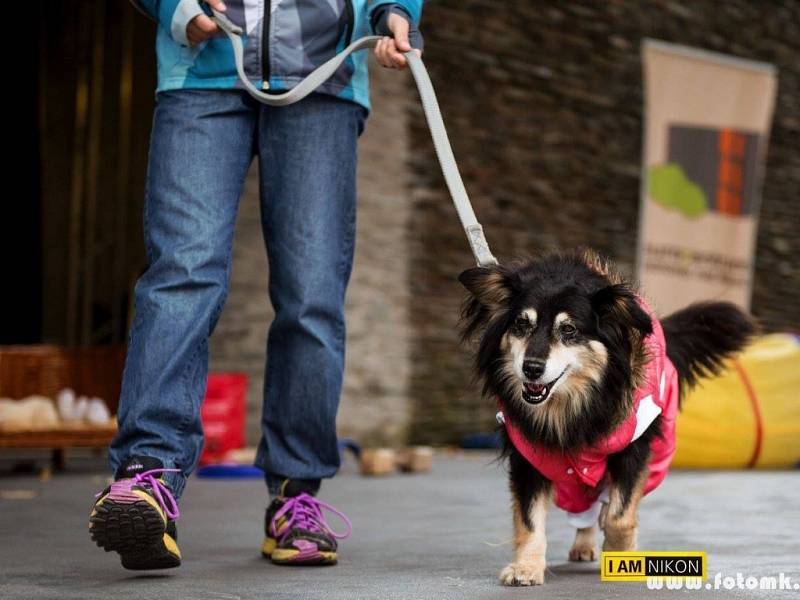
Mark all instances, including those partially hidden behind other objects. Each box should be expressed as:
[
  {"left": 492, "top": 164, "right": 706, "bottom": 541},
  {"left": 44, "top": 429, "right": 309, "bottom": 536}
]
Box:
[{"left": 648, "top": 163, "right": 708, "bottom": 218}]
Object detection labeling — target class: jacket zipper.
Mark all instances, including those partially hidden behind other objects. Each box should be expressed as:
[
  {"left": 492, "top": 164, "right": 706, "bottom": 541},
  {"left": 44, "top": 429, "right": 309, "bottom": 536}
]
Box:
[
  {"left": 261, "top": 0, "right": 352, "bottom": 89},
  {"left": 262, "top": 0, "right": 271, "bottom": 88}
]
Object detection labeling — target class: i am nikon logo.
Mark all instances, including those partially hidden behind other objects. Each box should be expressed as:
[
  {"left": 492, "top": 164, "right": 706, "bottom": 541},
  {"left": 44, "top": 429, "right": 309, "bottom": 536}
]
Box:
[{"left": 601, "top": 551, "right": 706, "bottom": 582}]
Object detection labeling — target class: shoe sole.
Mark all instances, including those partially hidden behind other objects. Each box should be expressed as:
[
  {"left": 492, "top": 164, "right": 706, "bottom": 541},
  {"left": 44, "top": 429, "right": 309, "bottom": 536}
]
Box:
[
  {"left": 90, "top": 494, "right": 181, "bottom": 570},
  {"left": 261, "top": 537, "right": 338, "bottom": 566}
]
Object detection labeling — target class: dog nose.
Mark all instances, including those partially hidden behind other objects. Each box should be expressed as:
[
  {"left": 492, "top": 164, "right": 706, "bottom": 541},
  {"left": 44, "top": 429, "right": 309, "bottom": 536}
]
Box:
[{"left": 523, "top": 359, "right": 546, "bottom": 380}]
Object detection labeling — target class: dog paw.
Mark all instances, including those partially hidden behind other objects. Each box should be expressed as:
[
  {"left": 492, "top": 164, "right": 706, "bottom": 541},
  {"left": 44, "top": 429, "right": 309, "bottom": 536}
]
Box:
[
  {"left": 499, "top": 561, "right": 545, "bottom": 586},
  {"left": 568, "top": 543, "right": 598, "bottom": 562}
]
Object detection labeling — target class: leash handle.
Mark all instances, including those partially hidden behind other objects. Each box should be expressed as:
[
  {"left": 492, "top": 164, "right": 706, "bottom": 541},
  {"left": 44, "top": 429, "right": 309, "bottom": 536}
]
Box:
[{"left": 211, "top": 10, "right": 497, "bottom": 267}]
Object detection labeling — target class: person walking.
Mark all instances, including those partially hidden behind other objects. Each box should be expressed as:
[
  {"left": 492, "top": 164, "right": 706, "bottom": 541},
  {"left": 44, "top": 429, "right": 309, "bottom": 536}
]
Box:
[{"left": 88, "top": 0, "right": 423, "bottom": 570}]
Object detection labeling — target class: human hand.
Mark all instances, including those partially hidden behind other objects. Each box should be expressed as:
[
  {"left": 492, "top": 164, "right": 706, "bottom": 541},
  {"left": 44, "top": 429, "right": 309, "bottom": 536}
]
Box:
[
  {"left": 187, "top": 1, "right": 227, "bottom": 47},
  {"left": 374, "top": 12, "right": 422, "bottom": 70}
]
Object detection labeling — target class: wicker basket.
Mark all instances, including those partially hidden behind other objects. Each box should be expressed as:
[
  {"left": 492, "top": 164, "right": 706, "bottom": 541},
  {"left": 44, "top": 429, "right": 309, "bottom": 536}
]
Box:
[
  {"left": 0, "top": 345, "right": 126, "bottom": 455},
  {"left": 0, "top": 345, "right": 125, "bottom": 414}
]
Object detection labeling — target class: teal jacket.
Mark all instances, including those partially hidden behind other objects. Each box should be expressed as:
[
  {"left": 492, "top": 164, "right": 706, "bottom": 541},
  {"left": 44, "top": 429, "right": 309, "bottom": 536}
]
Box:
[{"left": 130, "top": 0, "right": 424, "bottom": 111}]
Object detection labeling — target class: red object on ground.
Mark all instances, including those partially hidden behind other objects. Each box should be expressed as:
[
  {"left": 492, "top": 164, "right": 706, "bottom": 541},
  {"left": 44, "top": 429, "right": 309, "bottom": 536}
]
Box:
[{"left": 200, "top": 373, "right": 248, "bottom": 465}]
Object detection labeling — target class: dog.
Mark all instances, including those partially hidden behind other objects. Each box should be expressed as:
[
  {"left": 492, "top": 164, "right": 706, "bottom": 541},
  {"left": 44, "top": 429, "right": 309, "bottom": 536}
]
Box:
[{"left": 458, "top": 249, "right": 756, "bottom": 586}]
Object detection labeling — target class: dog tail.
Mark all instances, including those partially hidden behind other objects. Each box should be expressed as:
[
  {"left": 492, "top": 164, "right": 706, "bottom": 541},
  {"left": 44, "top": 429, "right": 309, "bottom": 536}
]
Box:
[{"left": 661, "top": 301, "right": 758, "bottom": 391}]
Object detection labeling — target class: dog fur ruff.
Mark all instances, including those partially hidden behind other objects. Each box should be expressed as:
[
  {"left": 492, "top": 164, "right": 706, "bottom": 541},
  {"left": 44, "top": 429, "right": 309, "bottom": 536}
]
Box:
[{"left": 496, "top": 297, "right": 679, "bottom": 528}]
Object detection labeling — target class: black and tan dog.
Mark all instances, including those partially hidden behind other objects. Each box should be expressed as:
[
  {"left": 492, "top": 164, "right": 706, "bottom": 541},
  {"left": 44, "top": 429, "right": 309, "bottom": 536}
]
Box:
[{"left": 458, "top": 250, "right": 755, "bottom": 586}]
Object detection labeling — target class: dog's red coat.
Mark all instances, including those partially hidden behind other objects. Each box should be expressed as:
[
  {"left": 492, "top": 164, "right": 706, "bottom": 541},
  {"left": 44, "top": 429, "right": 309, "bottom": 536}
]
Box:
[{"left": 498, "top": 299, "right": 679, "bottom": 514}]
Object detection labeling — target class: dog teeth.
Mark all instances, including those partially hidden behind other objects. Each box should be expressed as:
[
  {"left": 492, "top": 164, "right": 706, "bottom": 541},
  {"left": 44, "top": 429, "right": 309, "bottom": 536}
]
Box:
[{"left": 523, "top": 384, "right": 550, "bottom": 405}]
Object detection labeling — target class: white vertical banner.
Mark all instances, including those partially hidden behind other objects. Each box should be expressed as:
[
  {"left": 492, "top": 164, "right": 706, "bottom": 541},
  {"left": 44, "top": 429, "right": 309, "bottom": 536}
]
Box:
[{"left": 638, "top": 40, "right": 777, "bottom": 314}]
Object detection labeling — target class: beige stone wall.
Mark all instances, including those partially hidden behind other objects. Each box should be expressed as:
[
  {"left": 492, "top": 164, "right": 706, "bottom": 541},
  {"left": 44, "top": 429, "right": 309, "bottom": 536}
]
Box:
[{"left": 208, "top": 59, "right": 414, "bottom": 446}]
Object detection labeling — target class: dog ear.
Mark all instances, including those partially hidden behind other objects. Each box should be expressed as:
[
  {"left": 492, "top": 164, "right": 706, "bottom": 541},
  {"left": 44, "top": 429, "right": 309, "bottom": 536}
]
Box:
[
  {"left": 591, "top": 284, "right": 653, "bottom": 338},
  {"left": 458, "top": 266, "right": 515, "bottom": 308},
  {"left": 458, "top": 265, "right": 516, "bottom": 343},
  {"left": 579, "top": 247, "right": 624, "bottom": 285}
]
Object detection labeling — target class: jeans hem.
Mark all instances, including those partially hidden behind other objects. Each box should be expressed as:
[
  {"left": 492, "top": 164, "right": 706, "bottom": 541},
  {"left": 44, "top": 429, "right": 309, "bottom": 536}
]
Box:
[
  {"left": 255, "top": 446, "right": 328, "bottom": 496},
  {"left": 264, "top": 474, "right": 322, "bottom": 497},
  {"left": 162, "top": 471, "right": 188, "bottom": 500},
  {"left": 110, "top": 453, "right": 188, "bottom": 500}
]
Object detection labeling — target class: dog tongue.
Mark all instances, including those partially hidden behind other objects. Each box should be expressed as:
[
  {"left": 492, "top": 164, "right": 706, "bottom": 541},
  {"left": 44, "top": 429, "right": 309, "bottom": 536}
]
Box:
[{"left": 528, "top": 383, "right": 545, "bottom": 393}]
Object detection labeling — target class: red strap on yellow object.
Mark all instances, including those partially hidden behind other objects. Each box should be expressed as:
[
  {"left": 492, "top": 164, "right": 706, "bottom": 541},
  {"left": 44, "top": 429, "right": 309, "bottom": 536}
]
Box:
[{"left": 733, "top": 359, "right": 763, "bottom": 468}]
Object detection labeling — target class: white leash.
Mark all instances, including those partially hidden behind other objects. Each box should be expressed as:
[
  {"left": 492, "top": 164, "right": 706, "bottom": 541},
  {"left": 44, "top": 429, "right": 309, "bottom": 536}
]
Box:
[{"left": 212, "top": 10, "right": 497, "bottom": 267}]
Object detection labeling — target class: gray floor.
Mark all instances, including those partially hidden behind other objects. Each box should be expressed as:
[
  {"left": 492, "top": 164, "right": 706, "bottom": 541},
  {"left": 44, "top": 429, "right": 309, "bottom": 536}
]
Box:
[{"left": 1, "top": 452, "right": 798, "bottom": 600}]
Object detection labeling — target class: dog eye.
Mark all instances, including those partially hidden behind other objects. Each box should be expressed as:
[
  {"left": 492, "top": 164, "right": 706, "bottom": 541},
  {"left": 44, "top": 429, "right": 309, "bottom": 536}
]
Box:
[{"left": 561, "top": 323, "right": 577, "bottom": 337}]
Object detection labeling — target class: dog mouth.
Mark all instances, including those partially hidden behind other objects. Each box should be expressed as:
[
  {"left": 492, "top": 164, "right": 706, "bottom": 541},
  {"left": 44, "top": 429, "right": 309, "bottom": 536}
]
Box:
[{"left": 522, "top": 368, "right": 568, "bottom": 405}]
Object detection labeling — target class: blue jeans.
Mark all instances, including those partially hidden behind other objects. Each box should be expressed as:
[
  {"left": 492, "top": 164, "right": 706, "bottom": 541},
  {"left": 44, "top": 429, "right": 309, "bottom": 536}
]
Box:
[{"left": 109, "top": 90, "right": 367, "bottom": 498}]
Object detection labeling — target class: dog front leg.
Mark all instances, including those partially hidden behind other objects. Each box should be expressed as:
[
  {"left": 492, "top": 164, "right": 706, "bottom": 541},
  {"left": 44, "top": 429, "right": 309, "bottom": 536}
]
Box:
[
  {"left": 500, "top": 493, "right": 549, "bottom": 586},
  {"left": 500, "top": 450, "right": 551, "bottom": 586}
]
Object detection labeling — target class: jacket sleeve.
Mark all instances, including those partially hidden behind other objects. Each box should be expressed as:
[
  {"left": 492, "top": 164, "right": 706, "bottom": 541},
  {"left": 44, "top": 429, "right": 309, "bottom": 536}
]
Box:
[
  {"left": 128, "top": 0, "right": 205, "bottom": 47},
  {"left": 369, "top": 0, "right": 424, "bottom": 26}
]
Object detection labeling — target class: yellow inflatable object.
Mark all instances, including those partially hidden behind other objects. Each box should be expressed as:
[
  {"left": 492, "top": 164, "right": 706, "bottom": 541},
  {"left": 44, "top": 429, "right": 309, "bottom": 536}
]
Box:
[{"left": 673, "top": 334, "right": 800, "bottom": 469}]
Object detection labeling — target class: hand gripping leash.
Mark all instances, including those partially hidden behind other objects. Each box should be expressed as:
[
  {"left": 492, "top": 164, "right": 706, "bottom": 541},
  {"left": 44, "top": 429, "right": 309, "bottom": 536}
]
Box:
[{"left": 211, "top": 10, "right": 497, "bottom": 267}]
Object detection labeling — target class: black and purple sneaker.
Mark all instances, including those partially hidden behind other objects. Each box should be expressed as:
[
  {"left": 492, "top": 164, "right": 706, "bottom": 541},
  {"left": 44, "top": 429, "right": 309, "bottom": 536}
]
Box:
[
  {"left": 89, "top": 456, "right": 182, "bottom": 570},
  {"left": 261, "top": 480, "right": 352, "bottom": 566}
]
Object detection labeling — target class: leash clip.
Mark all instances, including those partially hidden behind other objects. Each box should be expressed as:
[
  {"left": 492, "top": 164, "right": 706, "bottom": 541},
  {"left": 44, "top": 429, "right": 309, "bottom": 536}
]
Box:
[{"left": 466, "top": 224, "right": 498, "bottom": 267}]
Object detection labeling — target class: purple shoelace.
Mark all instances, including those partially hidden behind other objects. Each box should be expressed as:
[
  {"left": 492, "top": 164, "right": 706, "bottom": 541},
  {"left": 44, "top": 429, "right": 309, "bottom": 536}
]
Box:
[
  {"left": 100, "top": 468, "right": 181, "bottom": 521},
  {"left": 269, "top": 492, "right": 352, "bottom": 543},
  {"left": 134, "top": 468, "right": 181, "bottom": 520}
]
